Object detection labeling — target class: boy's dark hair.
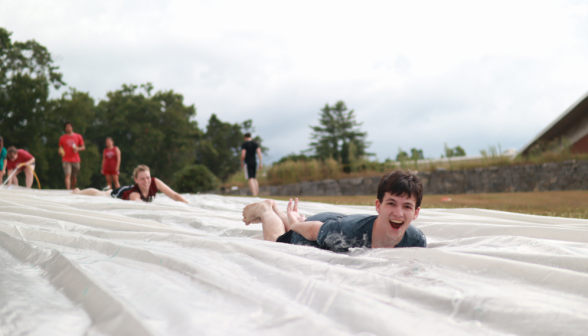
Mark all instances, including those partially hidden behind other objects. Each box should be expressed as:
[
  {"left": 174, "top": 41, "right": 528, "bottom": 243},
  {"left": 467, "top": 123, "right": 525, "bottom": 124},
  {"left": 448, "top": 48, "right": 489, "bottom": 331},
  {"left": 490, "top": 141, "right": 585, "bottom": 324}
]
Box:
[
  {"left": 64, "top": 122, "right": 72, "bottom": 131},
  {"left": 7, "top": 146, "right": 18, "bottom": 156},
  {"left": 377, "top": 170, "right": 423, "bottom": 208},
  {"left": 244, "top": 133, "right": 251, "bottom": 138}
]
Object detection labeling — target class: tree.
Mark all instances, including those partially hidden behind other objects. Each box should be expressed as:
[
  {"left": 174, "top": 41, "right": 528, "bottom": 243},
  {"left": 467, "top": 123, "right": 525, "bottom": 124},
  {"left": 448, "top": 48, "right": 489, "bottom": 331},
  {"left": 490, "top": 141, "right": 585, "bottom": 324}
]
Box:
[
  {"left": 196, "top": 114, "right": 266, "bottom": 181},
  {"left": 276, "top": 153, "right": 310, "bottom": 164},
  {"left": 92, "top": 84, "right": 201, "bottom": 185},
  {"left": 45, "top": 89, "right": 100, "bottom": 188},
  {"left": 2, "top": 27, "right": 271, "bottom": 190},
  {"left": 0, "top": 28, "right": 66, "bottom": 188},
  {"left": 410, "top": 148, "right": 424, "bottom": 160},
  {"left": 396, "top": 147, "right": 409, "bottom": 161},
  {"left": 453, "top": 146, "right": 466, "bottom": 157},
  {"left": 444, "top": 143, "right": 466, "bottom": 158},
  {"left": 173, "top": 164, "right": 220, "bottom": 193},
  {"left": 308, "top": 101, "right": 370, "bottom": 172}
]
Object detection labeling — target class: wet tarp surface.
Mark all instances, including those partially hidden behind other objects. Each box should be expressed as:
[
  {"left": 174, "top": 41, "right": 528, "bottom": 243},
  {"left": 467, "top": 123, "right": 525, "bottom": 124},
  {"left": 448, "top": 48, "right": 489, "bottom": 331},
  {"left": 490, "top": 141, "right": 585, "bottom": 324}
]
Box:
[{"left": 1, "top": 187, "right": 587, "bottom": 336}]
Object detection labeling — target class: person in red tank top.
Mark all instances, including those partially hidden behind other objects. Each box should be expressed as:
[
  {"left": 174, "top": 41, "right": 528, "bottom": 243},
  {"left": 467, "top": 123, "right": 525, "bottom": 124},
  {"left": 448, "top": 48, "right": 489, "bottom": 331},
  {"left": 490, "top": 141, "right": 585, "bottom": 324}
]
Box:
[
  {"left": 72, "top": 165, "right": 189, "bottom": 204},
  {"left": 101, "top": 137, "right": 121, "bottom": 190}
]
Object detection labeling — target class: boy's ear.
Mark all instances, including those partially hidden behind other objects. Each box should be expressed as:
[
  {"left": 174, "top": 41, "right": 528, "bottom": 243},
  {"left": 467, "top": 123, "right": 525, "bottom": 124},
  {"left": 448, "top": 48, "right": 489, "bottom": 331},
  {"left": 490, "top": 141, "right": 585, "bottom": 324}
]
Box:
[
  {"left": 414, "top": 207, "right": 420, "bottom": 219},
  {"left": 375, "top": 199, "right": 381, "bottom": 214}
]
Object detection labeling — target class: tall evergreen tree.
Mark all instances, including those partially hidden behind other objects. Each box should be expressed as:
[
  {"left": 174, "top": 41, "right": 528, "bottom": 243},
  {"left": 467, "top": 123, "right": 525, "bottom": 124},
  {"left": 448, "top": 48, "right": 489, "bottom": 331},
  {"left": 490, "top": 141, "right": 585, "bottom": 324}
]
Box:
[{"left": 308, "top": 101, "right": 370, "bottom": 171}]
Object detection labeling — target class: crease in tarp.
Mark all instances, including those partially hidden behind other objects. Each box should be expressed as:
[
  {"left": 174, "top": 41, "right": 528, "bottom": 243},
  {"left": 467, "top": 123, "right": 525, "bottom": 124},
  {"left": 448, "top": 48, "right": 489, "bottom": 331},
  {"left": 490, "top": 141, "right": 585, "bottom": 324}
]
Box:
[{"left": 1, "top": 187, "right": 588, "bottom": 335}]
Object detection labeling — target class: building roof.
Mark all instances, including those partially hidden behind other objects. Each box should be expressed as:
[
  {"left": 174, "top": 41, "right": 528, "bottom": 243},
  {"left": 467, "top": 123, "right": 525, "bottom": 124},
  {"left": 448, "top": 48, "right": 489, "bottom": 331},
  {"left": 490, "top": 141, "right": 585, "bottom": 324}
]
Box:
[{"left": 520, "top": 91, "right": 588, "bottom": 155}]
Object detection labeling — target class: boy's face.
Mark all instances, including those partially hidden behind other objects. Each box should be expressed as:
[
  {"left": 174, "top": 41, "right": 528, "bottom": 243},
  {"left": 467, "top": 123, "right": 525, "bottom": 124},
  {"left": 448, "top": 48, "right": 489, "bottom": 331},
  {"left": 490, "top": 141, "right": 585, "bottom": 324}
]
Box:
[{"left": 373, "top": 192, "right": 420, "bottom": 246}]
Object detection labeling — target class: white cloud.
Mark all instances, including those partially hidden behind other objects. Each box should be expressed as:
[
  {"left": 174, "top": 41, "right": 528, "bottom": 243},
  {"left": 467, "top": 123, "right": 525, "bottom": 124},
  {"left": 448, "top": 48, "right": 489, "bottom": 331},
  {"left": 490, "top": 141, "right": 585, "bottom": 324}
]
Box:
[{"left": 2, "top": 0, "right": 588, "bottom": 161}]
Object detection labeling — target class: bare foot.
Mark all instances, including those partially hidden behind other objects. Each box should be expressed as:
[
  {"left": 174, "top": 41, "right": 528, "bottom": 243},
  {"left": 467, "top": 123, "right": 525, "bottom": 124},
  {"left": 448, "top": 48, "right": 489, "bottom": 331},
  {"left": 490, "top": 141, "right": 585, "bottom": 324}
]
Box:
[
  {"left": 71, "top": 188, "right": 80, "bottom": 194},
  {"left": 242, "top": 200, "right": 273, "bottom": 225}
]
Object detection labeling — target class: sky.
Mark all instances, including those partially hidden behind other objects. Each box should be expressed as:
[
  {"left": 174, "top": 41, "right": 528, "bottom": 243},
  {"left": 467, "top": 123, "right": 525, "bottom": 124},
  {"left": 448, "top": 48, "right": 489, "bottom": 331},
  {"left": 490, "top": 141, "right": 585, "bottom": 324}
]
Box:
[{"left": 2, "top": 0, "right": 588, "bottom": 162}]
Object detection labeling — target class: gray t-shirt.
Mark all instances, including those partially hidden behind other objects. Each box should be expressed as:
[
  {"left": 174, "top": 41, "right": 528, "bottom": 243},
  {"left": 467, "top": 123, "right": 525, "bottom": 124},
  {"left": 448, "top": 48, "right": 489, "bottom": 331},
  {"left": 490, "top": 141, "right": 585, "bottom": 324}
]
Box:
[{"left": 288, "top": 212, "right": 427, "bottom": 252}]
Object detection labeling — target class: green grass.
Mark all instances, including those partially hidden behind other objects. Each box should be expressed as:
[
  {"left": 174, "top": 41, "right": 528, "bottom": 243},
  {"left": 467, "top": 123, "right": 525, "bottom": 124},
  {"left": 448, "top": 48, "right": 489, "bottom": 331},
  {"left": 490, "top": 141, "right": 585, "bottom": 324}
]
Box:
[
  {"left": 269, "top": 190, "right": 588, "bottom": 219},
  {"left": 224, "top": 150, "right": 588, "bottom": 188}
]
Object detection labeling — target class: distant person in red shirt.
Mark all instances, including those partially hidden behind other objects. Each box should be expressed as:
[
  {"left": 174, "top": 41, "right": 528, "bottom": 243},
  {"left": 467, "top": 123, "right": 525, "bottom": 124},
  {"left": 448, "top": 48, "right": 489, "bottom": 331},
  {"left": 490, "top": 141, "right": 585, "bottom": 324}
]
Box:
[
  {"left": 59, "top": 122, "right": 85, "bottom": 190},
  {"left": 5, "top": 146, "right": 36, "bottom": 188},
  {"left": 72, "top": 165, "right": 189, "bottom": 203},
  {"left": 101, "top": 137, "right": 121, "bottom": 190}
]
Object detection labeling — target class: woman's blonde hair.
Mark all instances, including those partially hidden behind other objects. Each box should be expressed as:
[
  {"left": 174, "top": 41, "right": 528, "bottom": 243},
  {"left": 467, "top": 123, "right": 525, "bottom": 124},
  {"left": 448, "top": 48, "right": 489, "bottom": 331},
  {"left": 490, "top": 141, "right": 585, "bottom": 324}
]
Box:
[{"left": 133, "top": 165, "right": 150, "bottom": 179}]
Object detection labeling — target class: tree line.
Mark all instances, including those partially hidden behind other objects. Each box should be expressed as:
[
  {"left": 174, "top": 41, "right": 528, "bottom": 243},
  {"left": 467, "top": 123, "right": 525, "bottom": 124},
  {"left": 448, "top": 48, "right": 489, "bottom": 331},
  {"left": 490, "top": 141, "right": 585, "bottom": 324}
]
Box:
[{"left": 0, "top": 28, "right": 264, "bottom": 191}]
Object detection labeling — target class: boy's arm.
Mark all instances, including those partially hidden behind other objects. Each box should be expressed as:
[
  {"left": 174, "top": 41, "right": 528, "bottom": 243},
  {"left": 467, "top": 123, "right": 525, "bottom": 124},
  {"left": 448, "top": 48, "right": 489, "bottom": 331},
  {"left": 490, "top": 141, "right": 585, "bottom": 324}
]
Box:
[
  {"left": 77, "top": 137, "right": 86, "bottom": 152},
  {"left": 287, "top": 198, "right": 323, "bottom": 241},
  {"left": 290, "top": 221, "right": 324, "bottom": 241},
  {"left": 240, "top": 149, "right": 246, "bottom": 168},
  {"left": 256, "top": 147, "right": 262, "bottom": 169}
]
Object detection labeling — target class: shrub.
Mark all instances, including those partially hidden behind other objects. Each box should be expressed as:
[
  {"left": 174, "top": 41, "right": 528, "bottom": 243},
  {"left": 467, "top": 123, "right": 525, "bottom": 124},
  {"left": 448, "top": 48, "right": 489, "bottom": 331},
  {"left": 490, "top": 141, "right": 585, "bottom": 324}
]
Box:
[{"left": 173, "top": 164, "right": 220, "bottom": 193}]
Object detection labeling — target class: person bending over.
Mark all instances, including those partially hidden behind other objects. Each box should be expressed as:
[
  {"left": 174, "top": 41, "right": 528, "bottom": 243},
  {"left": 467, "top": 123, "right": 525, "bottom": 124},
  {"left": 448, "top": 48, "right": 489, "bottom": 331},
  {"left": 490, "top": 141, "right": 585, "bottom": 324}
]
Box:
[
  {"left": 73, "top": 165, "right": 189, "bottom": 203},
  {"left": 242, "top": 170, "right": 426, "bottom": 252},
  {"left": 5, "top": 146, "right": 36, "bottom": 188}
]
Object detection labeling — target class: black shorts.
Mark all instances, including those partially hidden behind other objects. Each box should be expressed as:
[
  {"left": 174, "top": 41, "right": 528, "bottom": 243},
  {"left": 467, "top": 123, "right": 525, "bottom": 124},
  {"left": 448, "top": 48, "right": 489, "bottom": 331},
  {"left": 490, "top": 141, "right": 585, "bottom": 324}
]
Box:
[
  {"left": 245, "top": 161, "right": 257, "bottom": 179},
  {"left": 276, "top": 230, "right": 294, "bottom": 244},
  {"left": 111, "top": 185, "right": 132, "bottom": 199}
]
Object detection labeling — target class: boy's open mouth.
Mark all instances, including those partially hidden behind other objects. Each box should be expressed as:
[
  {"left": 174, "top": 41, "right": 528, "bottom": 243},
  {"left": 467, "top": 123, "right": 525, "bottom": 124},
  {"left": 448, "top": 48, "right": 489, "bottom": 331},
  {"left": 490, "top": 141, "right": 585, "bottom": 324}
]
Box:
[{"left": 389, "top": 219, "right": 404, "bottom": 230}]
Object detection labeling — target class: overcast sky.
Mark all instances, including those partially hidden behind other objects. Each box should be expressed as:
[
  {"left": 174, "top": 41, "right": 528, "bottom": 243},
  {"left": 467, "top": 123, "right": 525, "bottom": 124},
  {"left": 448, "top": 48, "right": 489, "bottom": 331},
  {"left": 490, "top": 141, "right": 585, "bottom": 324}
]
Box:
[{"left": 2, "top": 0, "right": 588, "bottom": 162}]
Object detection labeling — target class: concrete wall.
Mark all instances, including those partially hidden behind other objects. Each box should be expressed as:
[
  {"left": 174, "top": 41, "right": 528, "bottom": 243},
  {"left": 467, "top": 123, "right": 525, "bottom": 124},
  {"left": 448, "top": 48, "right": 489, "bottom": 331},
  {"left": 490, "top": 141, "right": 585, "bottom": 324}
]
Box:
[{"left": 212, "top": 160, "right": 588, "bottom": 196}]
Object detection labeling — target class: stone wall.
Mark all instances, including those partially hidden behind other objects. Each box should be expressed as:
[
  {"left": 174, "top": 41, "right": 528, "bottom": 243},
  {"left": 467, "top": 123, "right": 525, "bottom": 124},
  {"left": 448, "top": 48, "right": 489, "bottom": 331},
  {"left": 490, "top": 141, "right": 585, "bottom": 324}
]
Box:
[{"left": 212, "top": 160, "right": 588, "bottom": 196}]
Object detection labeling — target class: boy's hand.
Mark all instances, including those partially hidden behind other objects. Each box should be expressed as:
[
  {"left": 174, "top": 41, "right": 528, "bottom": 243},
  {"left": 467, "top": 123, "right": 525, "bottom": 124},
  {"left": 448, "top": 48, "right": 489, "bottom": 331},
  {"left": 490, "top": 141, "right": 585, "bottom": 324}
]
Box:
[{"left": 287, "top": 198, "right": 306, "bottom": 225}]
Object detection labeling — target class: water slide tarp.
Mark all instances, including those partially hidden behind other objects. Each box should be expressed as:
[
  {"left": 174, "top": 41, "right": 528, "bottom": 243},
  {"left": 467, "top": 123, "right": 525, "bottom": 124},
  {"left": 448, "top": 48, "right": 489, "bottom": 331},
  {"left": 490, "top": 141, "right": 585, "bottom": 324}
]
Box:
[{"left": 1, "top": 187, "right": 587, "bottom": 336}]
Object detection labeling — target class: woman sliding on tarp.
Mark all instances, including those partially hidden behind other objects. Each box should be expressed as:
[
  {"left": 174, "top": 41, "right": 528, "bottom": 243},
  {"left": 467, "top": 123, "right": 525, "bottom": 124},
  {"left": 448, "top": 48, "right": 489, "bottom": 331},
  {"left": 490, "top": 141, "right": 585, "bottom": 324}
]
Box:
[{"left": 73, "top": 165, "right": 189, "bottom": 204}]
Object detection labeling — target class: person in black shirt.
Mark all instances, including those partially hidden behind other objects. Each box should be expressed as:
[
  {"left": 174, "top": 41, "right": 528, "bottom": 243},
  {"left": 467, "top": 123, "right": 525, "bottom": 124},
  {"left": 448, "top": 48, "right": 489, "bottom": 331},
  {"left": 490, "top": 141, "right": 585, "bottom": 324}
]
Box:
[{"left": 240, "top": 133, "right": 263, "bottom": 196}]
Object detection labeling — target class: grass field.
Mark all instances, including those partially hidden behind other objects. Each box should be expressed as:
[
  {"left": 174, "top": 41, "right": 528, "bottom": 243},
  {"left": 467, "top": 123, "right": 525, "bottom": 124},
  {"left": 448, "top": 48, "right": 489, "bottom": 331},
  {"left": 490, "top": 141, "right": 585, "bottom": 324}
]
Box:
[{"left": 270, "top": 190, "right": 588, "bottom": 219}]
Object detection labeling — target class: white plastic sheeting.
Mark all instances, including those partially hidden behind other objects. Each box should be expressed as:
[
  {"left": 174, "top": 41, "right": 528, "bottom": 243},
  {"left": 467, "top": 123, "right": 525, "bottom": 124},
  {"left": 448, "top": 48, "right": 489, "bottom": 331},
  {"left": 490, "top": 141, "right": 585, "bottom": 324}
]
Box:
[{"left": 1, "top": 187, "right": 588, "bottom": 336}]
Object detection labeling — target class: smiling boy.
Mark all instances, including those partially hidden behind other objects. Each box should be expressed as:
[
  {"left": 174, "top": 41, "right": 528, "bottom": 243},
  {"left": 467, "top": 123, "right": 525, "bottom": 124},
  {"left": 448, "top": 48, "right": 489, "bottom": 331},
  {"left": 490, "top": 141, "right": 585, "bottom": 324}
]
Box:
[{"left": 242, "top": 170, "right": 426, "bottom": 252}]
